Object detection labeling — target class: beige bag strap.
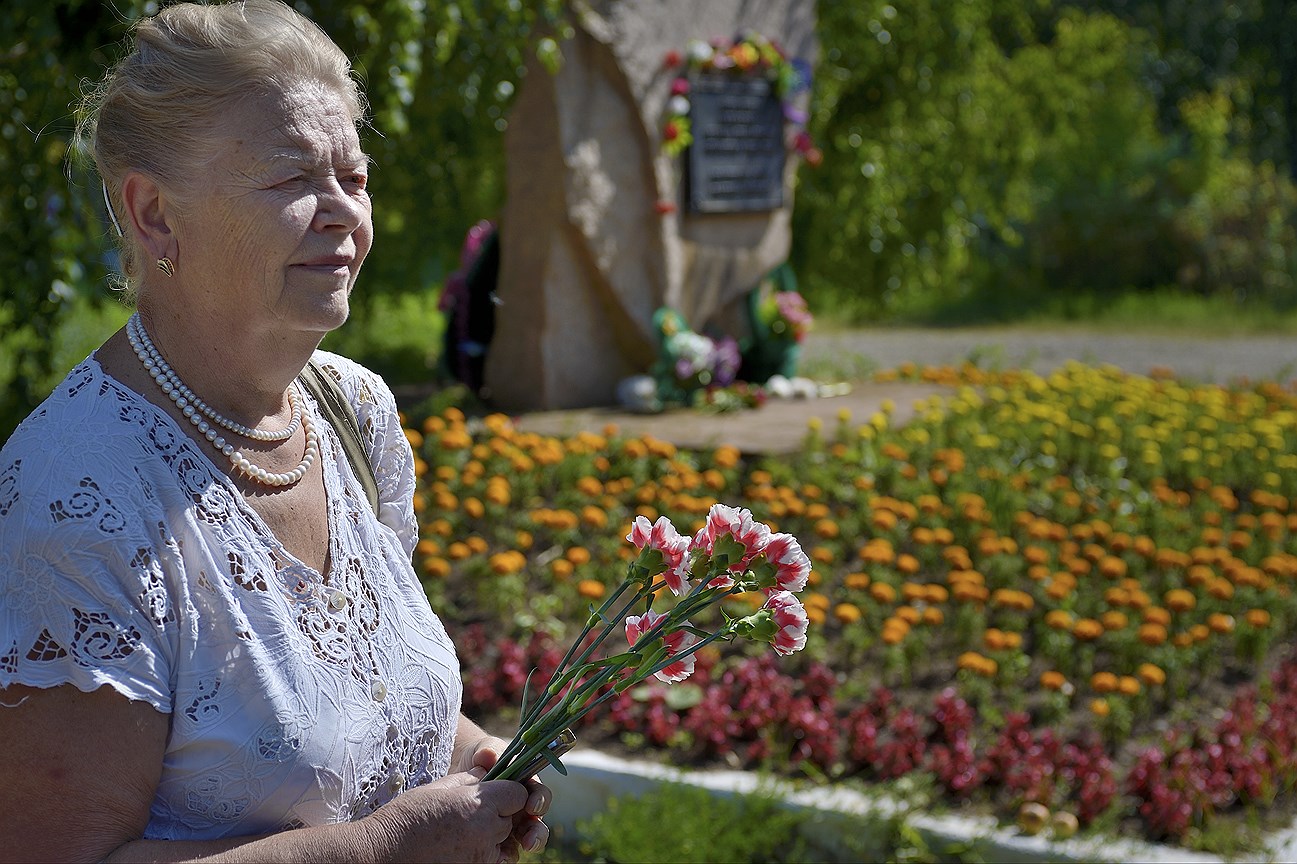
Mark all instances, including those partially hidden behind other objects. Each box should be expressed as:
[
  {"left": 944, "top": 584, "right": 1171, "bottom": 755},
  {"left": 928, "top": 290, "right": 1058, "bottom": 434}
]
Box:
[{"left": 298, "top": 360, "right": 381, "bottom": 518}]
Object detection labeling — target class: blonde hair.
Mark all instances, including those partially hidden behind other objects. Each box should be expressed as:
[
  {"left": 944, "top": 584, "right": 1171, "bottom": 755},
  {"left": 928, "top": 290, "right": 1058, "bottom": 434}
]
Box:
[{"left": 79, "top": 0, "right": 367, "bottom": 288}]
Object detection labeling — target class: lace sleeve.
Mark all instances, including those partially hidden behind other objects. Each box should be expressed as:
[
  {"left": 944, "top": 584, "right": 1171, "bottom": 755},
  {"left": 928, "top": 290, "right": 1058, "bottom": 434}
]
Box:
[
  {"left": 0, "top": 445, "right": 177, "bottom": 712},
  {"left": 312, "top": 352, "right": 419, "bottom": 558}
]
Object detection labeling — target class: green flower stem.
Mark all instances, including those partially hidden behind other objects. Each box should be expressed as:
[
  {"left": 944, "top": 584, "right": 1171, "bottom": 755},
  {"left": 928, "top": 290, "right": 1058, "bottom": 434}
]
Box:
[{"left": 486, "top": 560, "right": 747, "bottom": 781}]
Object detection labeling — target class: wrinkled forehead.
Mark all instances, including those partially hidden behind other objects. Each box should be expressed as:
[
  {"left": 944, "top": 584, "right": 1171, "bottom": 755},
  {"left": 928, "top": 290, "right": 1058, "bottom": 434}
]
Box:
[{"left": 214, "top": 84, "right": 366, "bottom": 168}]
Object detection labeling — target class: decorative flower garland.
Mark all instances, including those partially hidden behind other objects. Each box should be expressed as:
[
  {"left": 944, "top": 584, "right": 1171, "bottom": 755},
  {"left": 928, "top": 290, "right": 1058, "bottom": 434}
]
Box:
[{"left": 660, "top": 32, "right": 819, "bottom": 166}]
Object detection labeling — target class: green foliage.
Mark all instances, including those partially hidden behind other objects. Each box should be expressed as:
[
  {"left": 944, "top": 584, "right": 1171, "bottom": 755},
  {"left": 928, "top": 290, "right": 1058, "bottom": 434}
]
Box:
[
  {"left": 793, "top": 0, "right": 1297, "bottom": 324},
  {"left": 1, "top": 0, "right": 566, "bottom": 441},
  {"left": 575, "top": 782, "right": 809, "bottom": 863}
]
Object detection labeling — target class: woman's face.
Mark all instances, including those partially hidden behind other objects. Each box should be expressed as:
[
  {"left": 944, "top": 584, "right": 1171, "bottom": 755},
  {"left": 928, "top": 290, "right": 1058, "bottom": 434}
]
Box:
[{"left": 173, "top": 83, "right": 373, "bottom": 336}]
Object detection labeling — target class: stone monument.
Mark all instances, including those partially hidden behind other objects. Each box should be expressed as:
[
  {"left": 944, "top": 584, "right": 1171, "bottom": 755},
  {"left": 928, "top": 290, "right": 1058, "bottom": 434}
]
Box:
[{"left": 483, "top": 0, "right": 818, "bottom": 411}]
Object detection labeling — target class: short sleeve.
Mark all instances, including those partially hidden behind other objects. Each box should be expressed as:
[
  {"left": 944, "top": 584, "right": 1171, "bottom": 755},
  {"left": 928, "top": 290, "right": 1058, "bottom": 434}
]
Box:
[
  {"left": 0, "top": 434, "right": 176, "bottom": 711},
  {"left": 311, "top": 352, "right": 419, "bottom": 558}
]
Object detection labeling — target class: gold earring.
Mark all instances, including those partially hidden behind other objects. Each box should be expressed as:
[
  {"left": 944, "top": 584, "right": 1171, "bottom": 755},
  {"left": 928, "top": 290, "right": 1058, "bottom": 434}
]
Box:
[{"left": 156, "top": 256, "right": 176, "bottom": 277}]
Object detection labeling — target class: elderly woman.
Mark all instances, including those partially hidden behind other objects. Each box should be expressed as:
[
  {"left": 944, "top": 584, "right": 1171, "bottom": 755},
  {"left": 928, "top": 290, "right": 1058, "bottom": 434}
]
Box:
[{"left": 0, "top": 2, "right": 549, "bottom": 861}]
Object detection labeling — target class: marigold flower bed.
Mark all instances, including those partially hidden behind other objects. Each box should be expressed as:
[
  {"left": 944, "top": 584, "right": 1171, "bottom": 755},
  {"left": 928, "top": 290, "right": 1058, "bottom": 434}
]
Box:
[{"left": 405, "top": 361, "right": 1297, "bottom": 854}]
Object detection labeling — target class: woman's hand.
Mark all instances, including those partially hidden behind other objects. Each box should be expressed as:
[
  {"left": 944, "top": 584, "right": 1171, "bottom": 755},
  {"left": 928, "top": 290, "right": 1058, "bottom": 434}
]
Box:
[
  {"left": 362, "top": 768, "right": 536, "bottom": 864},
  {"left": 460, "top": 735, "right": 553, "bottom": 858}
]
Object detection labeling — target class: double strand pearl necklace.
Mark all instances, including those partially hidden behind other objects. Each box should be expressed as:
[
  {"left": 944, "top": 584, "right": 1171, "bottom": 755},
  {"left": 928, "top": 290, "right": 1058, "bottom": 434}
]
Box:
[{"left": 127, "top": 312, "right": 320, "bottom": 487}]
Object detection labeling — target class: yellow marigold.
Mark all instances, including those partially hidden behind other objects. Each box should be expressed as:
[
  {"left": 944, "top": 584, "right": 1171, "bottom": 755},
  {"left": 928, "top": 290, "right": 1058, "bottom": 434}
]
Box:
[
  {"left": 415, "top": 538, "right": 440, "bottom": 557},
  {"left": 834, "top": 603, "right": 862, "bottom": 625},
  {"left": 466, "top": 536, "right": 489, "bottom": 555},
  {"left": 577, "top": 579, "right": 605, "bottom": 599},
  {"left": 447, "top": 541, "right": 472, "bottom": 560},
  {"left": 1117, "top": 675, "right": 1141, "bottom": 696},
  {"left": 806, "top": 605, "right": 827, "bottom": 626},
  {"left": 1172, "top": 632, "right": 1195, "bottom": 648},
  {"left": 1138, "top": 623, "right": 1168, "bottom": 646},
  {"left": 1105, "top": 586, "right": 1130, "bottom": 607},
  {"left": 896, "top": 605, "right": 921, "bottom": 625},
  {"left": 984, "top": 628, "right": 1008, "bottom": 651},
  {"left": 565, "top": 546, "right": 592, "bottom": 566},
  {"left": 429, "top": 518, "right": 453, "bottom": 537},
  {"left": 1164, "top": 589, "right": 1197, "bottom": 612},
  {"left": 463, "top": 497, "right": 485, "bottom": 519},
  {"left": 702, "top": 469, "right": 727, "bottom": 491},
  {"left": 1090, "top": 698, "right": 1111, "bottom": 718},
  {"left": 812, "top": 546, "right": 836, "bottom": 564},
  {"left": 896, "top": 553, "right": 921, "bottom": 575},
  {"left": 922, "top": 607, "right": 944, "bottom": 625},
  {"left": 1073, "top": 618, "right": 1104, "bottom": 641},
  {"left": 1191, "top": 623, "right": 1210, "bottom": 642},
  {"left": 515, "top": 530, "right": 534, "bottom": 550},
  {"left": 422, "top": 557, "right": 451, "bottom": 579},
  {"left": 1040, "top": 670, "right": 1068, "bottom": 691}
]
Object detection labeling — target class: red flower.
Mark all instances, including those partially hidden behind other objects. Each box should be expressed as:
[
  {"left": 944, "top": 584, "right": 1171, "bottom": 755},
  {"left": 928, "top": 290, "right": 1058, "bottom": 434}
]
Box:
[
  {"left": 804, "top": 147, "right": 823, "bottom": 167},
  {"left": 663, "top": 120, "right": 680, "bottom": 141},
  {"left": 670, "top": 77, "right": 691, "bottom": 96},
  {"left": 663, "top": 49, "right": 682, "bottom": 68},
  {"left": 762, "top": 533, "right": 811, "bottom": 593},
  {"left": 625, "top": 610, "right": 698, "bottom": 683},
  {"left": 626, "top": 514, "right": 691, "bottom": 595}
]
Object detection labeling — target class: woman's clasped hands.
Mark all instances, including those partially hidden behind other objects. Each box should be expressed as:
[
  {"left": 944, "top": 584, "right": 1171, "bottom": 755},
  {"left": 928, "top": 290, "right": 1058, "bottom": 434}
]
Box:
[{"left": 363, "top": 737, "right": 551, "bottom": 863}]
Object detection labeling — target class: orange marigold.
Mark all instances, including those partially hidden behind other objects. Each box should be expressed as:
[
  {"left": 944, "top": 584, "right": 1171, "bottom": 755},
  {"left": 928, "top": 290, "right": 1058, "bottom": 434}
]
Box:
[
  {"left": 1137, "top": 663, "right": 1167, "bottom": 686},
  {"left": 577, "top": 579, "right": 606, "bottom": 599},
  {"left": 1246, "top": 609, "right": 1272, "bottom": 628},
  {"left": 1040, "top": 670, "right": 1067, "bottom": 691},
  {"left": 1073, "top": 618, "right": 1104, "bottom": 641},
  {"left": 845, "top": 572, "right": 872, "bottom": 590},
  {"left": 1091, "top": 672, "right": 1119, "bottom": 693},
  {"left": 1164, "top": 589, "right": 1197, "bottom": 612}
]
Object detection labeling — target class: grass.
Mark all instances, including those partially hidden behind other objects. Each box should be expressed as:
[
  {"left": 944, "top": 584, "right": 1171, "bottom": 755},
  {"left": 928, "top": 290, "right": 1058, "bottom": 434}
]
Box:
[{"left": 810, "top": 285, "right": 1297, "bottom": 338}]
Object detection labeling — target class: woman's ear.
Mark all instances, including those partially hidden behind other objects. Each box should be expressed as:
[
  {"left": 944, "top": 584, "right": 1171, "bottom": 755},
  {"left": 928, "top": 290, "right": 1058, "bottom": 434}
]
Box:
[{"left": 120, "top": 171, "right": 174, "bottom": 261}]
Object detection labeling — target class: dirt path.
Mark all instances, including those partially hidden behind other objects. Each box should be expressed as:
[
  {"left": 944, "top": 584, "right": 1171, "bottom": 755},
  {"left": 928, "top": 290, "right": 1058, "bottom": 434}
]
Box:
[{"left": 514, "top": 326, "right": 1296, "bottom": 453}]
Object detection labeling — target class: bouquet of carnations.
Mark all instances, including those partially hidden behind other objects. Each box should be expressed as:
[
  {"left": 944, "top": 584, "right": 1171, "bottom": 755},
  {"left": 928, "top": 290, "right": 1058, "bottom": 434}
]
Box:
[{"left": 482, "top": 504, "right": 812, "bottom": 781}]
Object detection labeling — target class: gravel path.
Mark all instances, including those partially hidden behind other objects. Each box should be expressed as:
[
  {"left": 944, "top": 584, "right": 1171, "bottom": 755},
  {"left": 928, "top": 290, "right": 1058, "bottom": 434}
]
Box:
[{"left": 803, "top": 327, "right": 1297, "bottom": 385}]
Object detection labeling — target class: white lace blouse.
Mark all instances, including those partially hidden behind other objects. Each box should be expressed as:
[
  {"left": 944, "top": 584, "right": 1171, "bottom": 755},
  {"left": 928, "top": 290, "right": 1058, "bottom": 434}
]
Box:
[{"left": 0, "top": 351, "right": 462, "bottom": 839}]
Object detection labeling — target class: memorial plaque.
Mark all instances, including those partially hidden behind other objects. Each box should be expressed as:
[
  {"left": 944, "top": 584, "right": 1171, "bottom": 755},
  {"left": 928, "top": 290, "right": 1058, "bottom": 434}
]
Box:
[{"left": 686, "top": 73, "right": 786, "bottom": 214}]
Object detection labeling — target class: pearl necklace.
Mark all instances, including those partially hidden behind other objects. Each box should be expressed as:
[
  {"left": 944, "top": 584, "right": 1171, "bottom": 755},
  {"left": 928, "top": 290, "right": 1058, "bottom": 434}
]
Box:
[
  {"left": 128, "top": 314, "right": 300, "bottom": 442},
  {"left": 126, "top": 313, "right": 319, "bottom": 487}
]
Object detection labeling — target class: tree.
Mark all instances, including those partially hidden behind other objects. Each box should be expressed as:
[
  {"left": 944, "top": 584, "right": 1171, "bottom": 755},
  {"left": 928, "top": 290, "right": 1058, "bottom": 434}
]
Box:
[{"left": 0, "top": 0, "right": 564, "bottom": 441}]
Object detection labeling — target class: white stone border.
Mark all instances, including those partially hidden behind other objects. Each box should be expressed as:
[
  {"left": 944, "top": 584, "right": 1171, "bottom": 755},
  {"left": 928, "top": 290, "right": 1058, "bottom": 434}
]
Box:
[{"left": 542, "top": 749, "right": 1292, "bottom": 863}]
